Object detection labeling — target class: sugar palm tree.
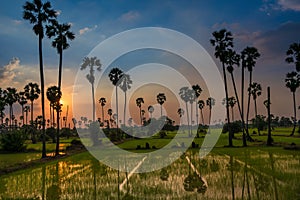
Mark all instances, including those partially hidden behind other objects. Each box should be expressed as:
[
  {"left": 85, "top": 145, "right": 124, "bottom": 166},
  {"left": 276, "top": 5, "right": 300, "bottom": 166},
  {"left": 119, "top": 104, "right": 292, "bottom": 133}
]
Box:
[
  {"left": 98, "top": 97, "right": 106, "bottom": 126},
  {"left": 179, "top": 87, "right": 192, "bottom": 136},
  {"left": 286, "top": 43, "right": 300, "bottom": 72},
  {"left": 23, "top": 0, "right": 57, "bottom": 158},
  {"left": 4, "top": 87, "right": 18, "bottom": 128},
  {"left": 18, "top": 91, "right": 28, "bottom": 126},
  {"left": 46, "top": 86, "right": 62, "bottom": 156},
  {"left": 24, "top": 83, "right": 40, "bottom": 126},
  {"left": 242, "top": 47, "right": 260, "bottom": 140},
  {"left": 206, "top": 97, "right": 215, "bottom": 126},
  {"left": 24, "top": 105, "right": 30, "bottom": 125},
  {"left": 148, "top": 105, "right": 154, "bottom": 119},
  {"left": 119, "top": 73, "right": 132, "bottom": 126},
  {"left": 156, "top": 93, "right": 166, "bottom": 117},
  {"left": 81, "top": 57, "right": 102, "bottom": 122},
  {"left": 285, "top": 71, "right": 300, "bottom": 136},
  {"left": 109, "top": 68, "right": 124, "bottom": 129},
  {"left": 108, "top": 109, "right": 113, "bottom": 128},
  {"left": 210, "top": 29, "right": 234, "bottom": 146},
  {"left": 0, "top": 88, "right": 7, "bottom": 125},
  {"left": 249, "top": 82, "right": 262, "bottom": 135},
  {"left": 136, "top": 97, "right": 144, "bottom": 125},
  {"left": 222, "top": 97, "right": 237, "bottom": 122},
  {"left": 177, "top": 108, "right": 184, "bottom": 125},
  {"left": 198, "top": 100, "right": 205, "bottom": 125},
  {"left": 192, "top": 84, "right": 202, "bottom": 126}
]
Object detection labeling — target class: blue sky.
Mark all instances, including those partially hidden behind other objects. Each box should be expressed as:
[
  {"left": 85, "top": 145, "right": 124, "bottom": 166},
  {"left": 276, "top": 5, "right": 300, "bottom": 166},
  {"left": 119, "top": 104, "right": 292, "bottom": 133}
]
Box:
[{"left": 0, "top": 0, "right": 300, "bottom": 123}]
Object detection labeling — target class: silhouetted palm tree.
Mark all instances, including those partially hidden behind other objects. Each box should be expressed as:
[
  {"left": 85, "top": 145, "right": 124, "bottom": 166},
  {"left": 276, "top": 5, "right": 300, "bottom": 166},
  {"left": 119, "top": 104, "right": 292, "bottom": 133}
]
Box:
[
  {"left": 177, "top": 108, "right": 184, "bottom": 125},
  {"left": 249, "top": 82, "right": 262, "bottom": 135},
  {"left": 285, "top": 71, "right": 300, "bottom": 136},
  {"left": 98, "top": 97, "right": 106, "bottom": 126},
  {"left": 4, "top": 87, "right": 18, "bottom": 128},
  {"left": 179, "top": 87, "right": 192, "bottom": 136},
  {"left": 81, "top": 57, "right": 102, "bottom": 122},
  {"left": 136, "top": 97, "right": 144, "bottom": 125},
  {"left": 156, "top": 93, "right": 166, "bottom": 117},
  {"left": 24, "top": 83, "right": 40, "bottom": 126},
  {"left": 222, "top": 96, "right": 237, "bottom": 122},
  {"left": 23, "top": 0, "right": 57, "bottom": 158},
  {"left": 192, "top": 84, "right": 202, "bottom": 126},
  {"left": 109, "top": 68, "right": 123, "bottom": 129},
  {"left": 107, "top": 109, "right": 113, "bottom": 128},
  {"left": 211, "top": 29, "right": 234, "bottom": 146},
  {"left": 206, "top": 97, "right": 215, "bottom": 126},
  {"left": 24, "top": 105, "right": 30, "bottom": 125},
  {"left": 46, "top": 86, "right": 62, "bottom": 156},
  {"left": 198, "top": 100, "right": 205, "bottom": 125},
  {"left": 286, "top": 43, "right": 300, "bottom": 72},
  {"left": 18, "top": 91, "right": 27, "bottom": 126},
  {"left": 148, "top": 105, "right": 154, "bottom": 119},
  {"left": 0, "top": 88, "right": 7, "bottom": 125},
  {"left": 119, "top": 73, "right": 132, "bottom": 126}
]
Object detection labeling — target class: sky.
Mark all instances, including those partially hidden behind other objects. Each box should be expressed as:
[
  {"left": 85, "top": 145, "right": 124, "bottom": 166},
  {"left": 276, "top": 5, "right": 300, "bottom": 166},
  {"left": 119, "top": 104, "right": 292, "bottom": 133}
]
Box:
[{"left": 0, "top": 0, "right": 300, "bottom": 126}]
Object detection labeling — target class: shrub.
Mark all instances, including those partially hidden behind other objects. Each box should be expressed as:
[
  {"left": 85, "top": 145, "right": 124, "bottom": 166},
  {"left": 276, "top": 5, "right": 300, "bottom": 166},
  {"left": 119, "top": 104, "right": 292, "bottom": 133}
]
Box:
[
  {"left": 222, "top": 121, "right": 242, "bottom": 134},
  {"left": 145, "top": 142, "right": 150, "bottom": 149},
  {"left": 0, "top": 130, "right": 27, "bottom": 152}
]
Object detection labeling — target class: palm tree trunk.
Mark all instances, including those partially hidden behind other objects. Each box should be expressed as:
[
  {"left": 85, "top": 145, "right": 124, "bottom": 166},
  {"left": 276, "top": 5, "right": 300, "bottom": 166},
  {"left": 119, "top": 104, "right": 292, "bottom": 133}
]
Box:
[
  {"left": 241, "top": 67, "right": 247, "bottom": 146},
  {"left": 246, "top": 72, "right": 252, "bottom": 140},
  {"left": 160, "top": 104, "right": 163, "bottom": 117},
  {"left": 58, "top": 48, "right": 63, "bottom": 89},
  {"left": 267, "top": 87, "right": 272, "bottom": 146},
  {"left": 291, "top": 92, "right": 297, "bottom": 136},
  {"left": 190, "top": 102, "right": 193, "bottom": 126},
  {"left": 195, "top": 103, "right": 199, "bottom": 126},
  {"left": 185, "top": 102, "right": 190, "bottom": 137},
  {"left": 49, "top": 103, "right": 52, "bottom": 127},
  {"left": 139, "top": 107, "right": 142, "bottom": 125},
  {"left": 254, "top": 98, "right": 260, "bottom": 135},
  {"left": 231, "top": 107, "right": 234, "bottom": 122},
  {"left": 39, "top": 32, "right": 47, "bottom": 158},
  {"left": 124, "top": 91, "right": 127, "bottom": 126},
  {"left": 201, "top": 109, "right": 204, "bottom": 125},
  {"left": 230, "top": 73, "right": 242, "bottom": 118},
  {"left": 222, "top": 63, "right": 232, "bottom": 146},
  {"left": 115, "top": 86, "right": 119, "bottom": 129},
  {"left": 55, "top": 107, "right": 60, "bottom": 156},
  {"left": 21, "top": 105, "right": 25, "bottom": 126},
  {"left": 92, "top": 83, "right": 95, "bottom": 122},
  {"left": 101, "top": 106, "right": 104, "bottom": 125},
  {"left": 9, "top": 105, "right": 12, "bottom": 129}
]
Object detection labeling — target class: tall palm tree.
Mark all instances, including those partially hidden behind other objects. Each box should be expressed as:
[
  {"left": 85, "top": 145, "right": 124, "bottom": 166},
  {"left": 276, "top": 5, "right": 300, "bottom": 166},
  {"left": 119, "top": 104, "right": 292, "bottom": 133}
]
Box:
[
  {"left": 4, "top": 87, "right": 18, "bottom": 128},
  {"left": 156, "top": 93, "right": 166, "bottom": 117},
  {"left": 179, "top": 87, "right": 191, "bottom": 137},
  {"left": 24, "top": 83, "right": 40, "bottom": 126},
  {"left": 46, "top": 86, "right": 62, "bottom": 155},
  {"left": 148, "top": 105, "right": 154, "bottom": 119},
  {"left": 18, "top": 91, "right": 28, "bottom": 126},
  {"left": 0, "top": 88, "right": 7, "bottom": 125},
  {"left": 119, "top": 73, "right": 132, "bottom": 126},
  {"left": 109, "top": 68, "right": 124, "bottom": 130},
  {"left": 206, "top": 97, "right": 215, "bottom": 126},
  {"left": 285, "top": 71, "right": 300, "bottom": 136},
  {"left": 198, "top": 100, "right": 205, "bottom": 125},
  {"left": 286, "top": 43, "right": 300, "bottom": 72},
  {"left": 177, "top": 108, "right": 184, "bottom": 125},
  {"left": 81, "top": 57, "right": 102, "bottom": 122},
  {"left": 249, "top": 82, "right": 262, "bottom": 135},
  {"left": 136, "top": 97, "right": 144, "bottom": 125},
  {"left": 210, "top": 29, "right": 234, "bottom": 146},
  {"left": 222, "top": 97, "right": 237, "bottom": 122},
  {"left": 242, "top": 47, "right": 260, "bottom": 140},
  {"left": 24, "top": 105, "right": 30, "bottom": 125},
  {"left": 98, "top": 97, "right": 106, "bottom": 126},
  {"left": 23, "top": 0, "right": 57, "bottom": 158},
  {"left": 192, "top": 84, "right": 202, "bottom": 126},
  {"left": 107, "top": 109, "right": 113, "bottom": 128},
  {"left": 46, "top": 20, "right": 75, "bottom": 90}
]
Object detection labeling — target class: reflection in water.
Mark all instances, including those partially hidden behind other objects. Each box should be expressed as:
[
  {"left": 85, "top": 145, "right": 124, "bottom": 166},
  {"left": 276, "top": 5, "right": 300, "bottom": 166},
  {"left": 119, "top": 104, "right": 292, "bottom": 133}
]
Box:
[{"left": 0, "top": 149, "right": 299, "bottom": 199}]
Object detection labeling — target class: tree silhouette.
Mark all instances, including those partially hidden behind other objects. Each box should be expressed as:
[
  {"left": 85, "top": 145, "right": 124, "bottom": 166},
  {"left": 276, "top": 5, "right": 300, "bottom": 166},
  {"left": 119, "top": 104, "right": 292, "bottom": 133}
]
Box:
[
  {"left": 285, "top": 71, "right": 300, "bottom": 136},
  {"left": 81, "top": 57, "right": 102, "bottom": 122},
  {"left": 286, "top": 43, "right": 300, "bottom": 72},
  {"left": 179, "top": 87, "right": 192, "bottom": 136},
  {"left": 192, "top": 84, "right": 202, "bottom": 126},
  {"left": 210, "top": 29, "right": 234, "bottom": 146},
  {"left": 0, "top": 88, "right": 7, "bottom": 125},
  {"left": 18, "top": 91, "right": 28, "bottom": 126},
  {"left": 249, "top": 82, "right": 262, "bottom": 135},
  {"left": 46, "top": 86, "right": 62, "bottom": 156},
  {"left": 177, "top": 108, "right": 184, "bottom": 125},
  {"left": 24, "top": 105, "right": 30, "bottom": 125},
  {"left": 148, "top": 105, "right": 154, "bottom": 119},
  {"left": 206, "top": 97, "right": 215, "bottom": 126},
  {"left": 23, "top": 0, "right": 57, "bottom": 158},
  {"left": 156, "top": 93, "right": 166, "bottom": 117},
  {"left": 136, "top": 97, "right": 144, "bottom": 126},
  {"left": 198, "top": 100, "right": 205, "bottom": 125},
  {"left": 119, "top": 73, "right": 132, "bottom": 126},
  {"left": 98, "top": 97, "right": 106, "bottom": 126},
  {"left": 4, "top": 87, "right": 18, "bottom": 128},
  {"left": 24, "top": 83, "right": 40, "bottom": 127},
  {"left": 107, "top": 109, "right": 113, "bottom": 128},
  {"left": 109, "top": 68, "right": 123, "bottom": 130},
  {"left": 223, "top": 97, "right": 237, "bottom": 122}
]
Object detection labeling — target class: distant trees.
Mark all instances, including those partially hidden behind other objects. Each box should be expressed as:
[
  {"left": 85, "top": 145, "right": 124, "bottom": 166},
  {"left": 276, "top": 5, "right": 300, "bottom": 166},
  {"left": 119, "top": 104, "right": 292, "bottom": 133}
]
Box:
[
  {"left": 136, "top": 97, "right": 144, "bottom": 125},
  {"left": 99, "top": 97, "right": 106, "bottom": 126},
  {"left": 156, "top": 93, "right": 166, "bottom": 117}
]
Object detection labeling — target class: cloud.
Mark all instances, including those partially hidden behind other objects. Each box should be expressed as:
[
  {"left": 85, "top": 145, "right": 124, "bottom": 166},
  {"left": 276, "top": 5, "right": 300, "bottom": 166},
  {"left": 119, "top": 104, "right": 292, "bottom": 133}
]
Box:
[
  {"left": 0, "top": 57, "right": 20, "bottom": 86},
  {"left": 119, "top": 11, "right": 140, "bottom": 22},
  {"left": 78, "top": 25, "right": 98, "bottom": 35},
  {"left": 278, "top": 0, "right": 300, "bottom": 11},
  {"left": 260, "top": 0, "right": 300, "bottom": 13}
]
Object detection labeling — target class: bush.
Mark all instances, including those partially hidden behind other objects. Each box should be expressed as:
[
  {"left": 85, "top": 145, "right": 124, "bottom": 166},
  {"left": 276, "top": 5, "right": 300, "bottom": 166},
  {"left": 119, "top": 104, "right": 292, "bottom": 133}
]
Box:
[
  {"left": 222, "top": 121, "right": 242, "bottom": 134},
  {"left": 46, "top": 127, "right": 56, "bottom": 143},
  {"left": 145, "top": 142, "right": 150, "bottom": 149},
  {"left": 0, "top": 130, "right": 27, "bottom": 152},
  {"left": 159, "top": 131, "right": 167, "bottom": 138}
]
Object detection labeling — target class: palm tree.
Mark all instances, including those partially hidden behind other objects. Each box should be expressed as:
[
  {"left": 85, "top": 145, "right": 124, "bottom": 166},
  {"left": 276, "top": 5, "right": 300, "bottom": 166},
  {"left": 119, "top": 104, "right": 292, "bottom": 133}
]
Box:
[
  {"left": 119, "top": 73, "right": 132, "bottom": 126},
  {"left": 249, "top": 82, "right": 262, "bottom": 135},
  {"left": 156, "top": 93, "right": 166, "bottom": 117},
  {"left": 4, "top": 87, "right": 18, "bottom": 128},
  {"left": 148, "top": 105, "right": 154, "bottom": 119},
  {"left": 210, "top": 29, "right": 234, "bottom": 146},
  {"left": 109, "top": 68, "right": 124, "bottom": 129},
  {"left": 136, "top": 97, "right": 144, "bottom": 125},
  {"left": 286, "top": 43, "right": 300, "bottom": 72},
  {"left": 192, "top": 84, "right": 202, "bottom": 126},
  {"left": 24, "top": 105, "right": 30, "bottom": 125},
  {"left": 18, "top": 91, "right": 28, "bottom": 126},
  {"left": 179, "top": 87, "right": 191, "bottom": 136},
  {"left": 81, "top": 57, "right": 102, "bottom": 122},
  {"left": 107, "top": 109, "right": 113, "bottom": 128},
  {"left": 206, "top": 97, "right": 215, "bottom": 126},
  {"left": 46, "top": 86, "right": 62, "bottom": 156},
  {"left": 198, "top": 100, "right": 205, "bottom": 125},
  {"left": 285, "top": 71, "right": 300, "bottom": 136},
  {"left": 98, "top": 97, "right": 106, "bottom": 126},
  {"left": 222, "top": 97, "right": 237, "bottom": 122},
  {"left": 24, "top": 83, "right": 40, "bottom": 126},
  {"left": 177, "top": 108, "right": 184, "bottom": 125},
  {"left": 242, "top": 47, "right": 260, "bottom": 140},
  {"left": 0, "top": 88, "right": 7, "bottom": 125},
  {"left": 23, "top": 0, "right": 57, "bottom": 158}
]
